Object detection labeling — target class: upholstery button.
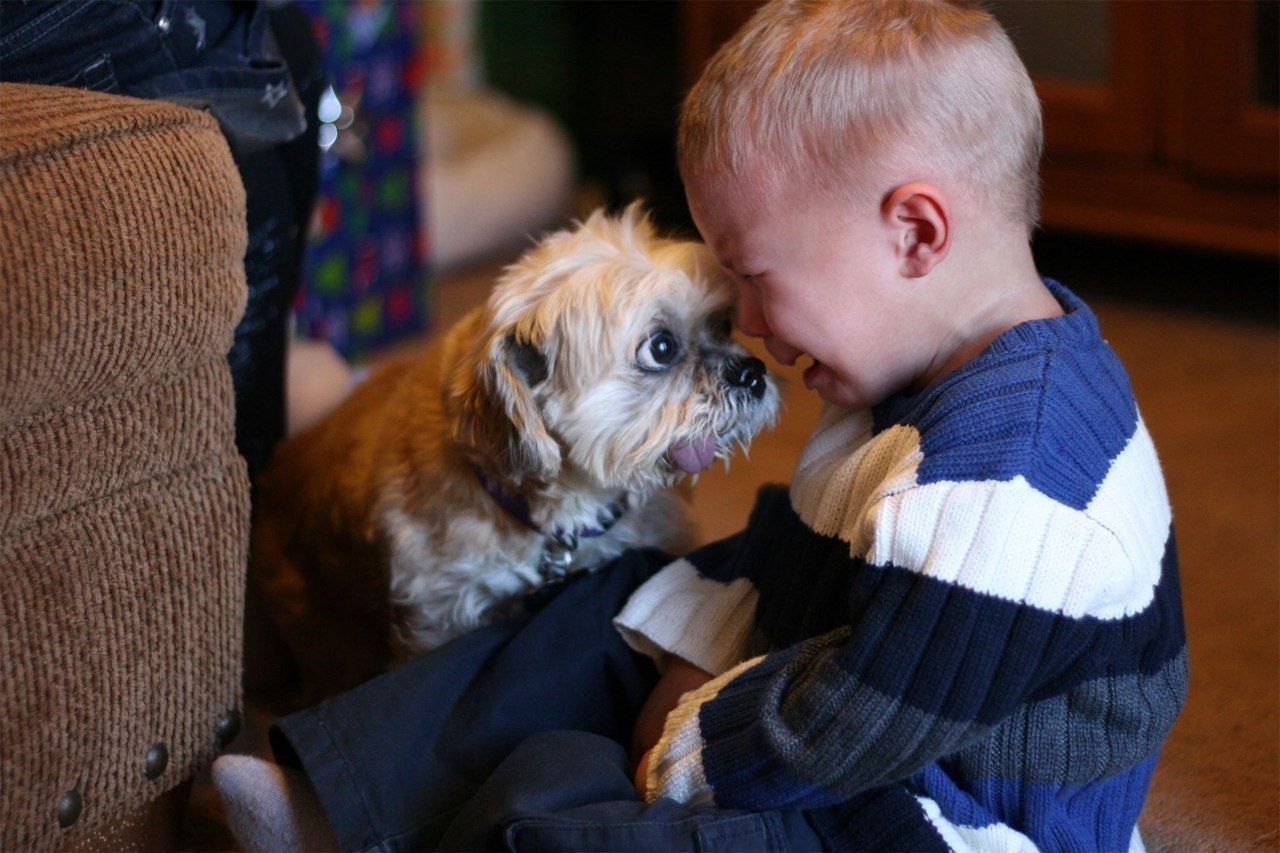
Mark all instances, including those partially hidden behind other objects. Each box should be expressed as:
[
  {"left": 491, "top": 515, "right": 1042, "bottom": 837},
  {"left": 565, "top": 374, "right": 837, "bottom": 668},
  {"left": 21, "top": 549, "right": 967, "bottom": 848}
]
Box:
[
  {"left": 216, "top": 709, "right": 241, "bottom": 747},
  {"left": 57, "top": 789, "right": 82, "bottom": 828},
  {"left": 144, "top": 743, "right": 169, "bottom": 780}
]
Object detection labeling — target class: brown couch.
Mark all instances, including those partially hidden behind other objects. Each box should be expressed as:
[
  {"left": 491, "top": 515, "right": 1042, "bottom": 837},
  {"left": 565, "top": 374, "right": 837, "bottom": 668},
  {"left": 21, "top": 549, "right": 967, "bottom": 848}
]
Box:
[{"left": 0, "top": 83, "right": 251, "bottom": 850}]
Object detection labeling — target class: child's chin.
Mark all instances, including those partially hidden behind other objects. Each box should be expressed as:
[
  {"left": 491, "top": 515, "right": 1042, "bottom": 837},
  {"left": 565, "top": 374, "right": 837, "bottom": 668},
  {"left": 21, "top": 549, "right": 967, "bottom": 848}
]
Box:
[
  {"left": 803, "top": 361, "right": 838, "bottom": 397},
  {"left": 807, "top": 370, "right": 867, "bottom": 409}
]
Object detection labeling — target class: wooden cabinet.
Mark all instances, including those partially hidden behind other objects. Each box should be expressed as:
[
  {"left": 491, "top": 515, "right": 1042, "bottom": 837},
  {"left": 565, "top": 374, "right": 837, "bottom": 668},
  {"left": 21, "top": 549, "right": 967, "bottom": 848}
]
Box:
[{"left": 681, "top": 0, "right": 1279, "bottom": 257}]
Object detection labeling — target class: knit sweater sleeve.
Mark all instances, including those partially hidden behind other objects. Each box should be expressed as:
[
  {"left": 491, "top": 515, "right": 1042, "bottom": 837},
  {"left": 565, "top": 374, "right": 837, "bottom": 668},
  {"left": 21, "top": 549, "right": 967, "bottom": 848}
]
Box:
[
  {"left": 644, "top": 370, "right": 1181, "bottom": 812},
  {"left": 613, "top": 546, "right": 758, "bottom": 676}
]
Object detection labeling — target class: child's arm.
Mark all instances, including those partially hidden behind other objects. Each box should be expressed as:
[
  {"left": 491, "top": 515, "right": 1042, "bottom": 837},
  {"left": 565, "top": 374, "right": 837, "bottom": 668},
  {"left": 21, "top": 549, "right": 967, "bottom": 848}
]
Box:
[
  {"left": 635, "top": 481, "right": 1184, "bottom": 811},
  {"left": 630, "top": 655, "right": 713, "bottom": 762},
  {"left": 613, "top": 539, "right": 757, "bottom": 766}
]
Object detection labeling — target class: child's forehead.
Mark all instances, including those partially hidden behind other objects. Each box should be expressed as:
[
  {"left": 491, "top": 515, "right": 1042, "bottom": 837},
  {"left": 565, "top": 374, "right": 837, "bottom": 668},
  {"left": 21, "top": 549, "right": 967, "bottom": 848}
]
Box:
[
  {"left": 684, "top": 183, "right": 757, "bottom": 262},
  {"left": 689, "top": 168, "right": 857, "bottom": 234},
  {"left": 686, "top": 166, "right": 761, "bottom": 207},
  {"left": 689, "top": 155, "right": 879, "bottom": 216},
  {"left": 688, "top": 166, "right": 800, "bottom": 228}
]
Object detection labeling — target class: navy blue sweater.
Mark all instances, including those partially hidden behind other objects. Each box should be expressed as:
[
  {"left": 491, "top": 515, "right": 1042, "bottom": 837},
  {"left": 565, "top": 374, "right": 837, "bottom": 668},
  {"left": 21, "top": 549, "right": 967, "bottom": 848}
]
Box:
[{"left": 641, "top": 282, "right": 1187, "bottom": 850}]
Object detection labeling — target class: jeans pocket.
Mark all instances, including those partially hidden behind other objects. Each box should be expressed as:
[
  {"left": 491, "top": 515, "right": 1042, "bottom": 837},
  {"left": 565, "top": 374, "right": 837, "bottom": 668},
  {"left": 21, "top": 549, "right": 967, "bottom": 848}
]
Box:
[
  {"left": 504, "top": 810, "right": 789, "bottom": 852},
  {"left": 50, "top": 54, "right": 120, "bottom": 93},
  {"left": 0, "top": 0, "right": 170, "bottom": 90},
  {"left": 695, "top": 812, "right": 787, "bottom": 852},
  {"left": 0, "top": 0, "right": 85, "bottom": 57}
]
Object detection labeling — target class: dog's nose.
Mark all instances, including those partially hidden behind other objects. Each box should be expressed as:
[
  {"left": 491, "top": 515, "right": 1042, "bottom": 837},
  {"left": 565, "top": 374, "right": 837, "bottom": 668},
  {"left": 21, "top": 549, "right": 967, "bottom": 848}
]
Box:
[{"left": 724, "top": 356, "right": 767, "bottom": 399}]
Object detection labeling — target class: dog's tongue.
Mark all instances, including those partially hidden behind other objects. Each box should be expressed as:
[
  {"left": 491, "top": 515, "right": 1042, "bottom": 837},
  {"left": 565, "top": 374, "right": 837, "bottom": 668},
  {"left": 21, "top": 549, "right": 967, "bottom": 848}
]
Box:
[{"left": 670, "top": 434, "right": 717, "bottom": 474}]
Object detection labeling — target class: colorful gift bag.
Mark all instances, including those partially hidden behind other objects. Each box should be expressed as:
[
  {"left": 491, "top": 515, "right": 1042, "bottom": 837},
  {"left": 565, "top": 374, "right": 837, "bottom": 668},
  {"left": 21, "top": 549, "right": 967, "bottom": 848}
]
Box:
[{"left": 295, "top": 0, "right": 430, "bottom": 362}]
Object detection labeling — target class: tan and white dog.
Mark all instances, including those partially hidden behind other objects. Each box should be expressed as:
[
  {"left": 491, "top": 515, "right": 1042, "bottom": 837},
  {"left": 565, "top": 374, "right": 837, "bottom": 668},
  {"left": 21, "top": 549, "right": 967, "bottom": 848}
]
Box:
[{"left": 251, "top": 204, "right": 779, "bottom": 699}]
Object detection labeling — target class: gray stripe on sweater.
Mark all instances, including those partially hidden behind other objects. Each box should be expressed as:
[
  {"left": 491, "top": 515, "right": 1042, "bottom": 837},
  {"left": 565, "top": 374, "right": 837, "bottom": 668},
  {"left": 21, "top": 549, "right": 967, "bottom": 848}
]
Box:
[
  {"left": 953, "top": 648, "right": 1189, "bottom": 785},
  {"left": 762, "top": 636, "right": 1187, "bottom": 795}
]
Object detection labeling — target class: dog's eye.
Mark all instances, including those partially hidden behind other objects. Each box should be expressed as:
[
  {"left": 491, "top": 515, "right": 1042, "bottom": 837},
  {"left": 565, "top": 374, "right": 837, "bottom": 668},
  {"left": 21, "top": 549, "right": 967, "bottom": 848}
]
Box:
[{"left": 637, "top": 329, "right": 682, "bottom": 372}]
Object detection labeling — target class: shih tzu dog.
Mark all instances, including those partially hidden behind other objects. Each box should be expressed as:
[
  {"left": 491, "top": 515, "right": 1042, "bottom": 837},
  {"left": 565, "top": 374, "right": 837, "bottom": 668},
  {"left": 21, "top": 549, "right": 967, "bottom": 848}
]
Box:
[{"left": 250, "top": 203, "right": 780, "bottom": 699}]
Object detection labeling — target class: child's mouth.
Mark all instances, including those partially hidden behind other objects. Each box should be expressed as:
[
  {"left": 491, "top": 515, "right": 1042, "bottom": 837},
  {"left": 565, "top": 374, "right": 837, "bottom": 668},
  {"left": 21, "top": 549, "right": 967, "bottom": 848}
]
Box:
[{"left": 802, "top": 357, "right": 822, "bottom": 388}]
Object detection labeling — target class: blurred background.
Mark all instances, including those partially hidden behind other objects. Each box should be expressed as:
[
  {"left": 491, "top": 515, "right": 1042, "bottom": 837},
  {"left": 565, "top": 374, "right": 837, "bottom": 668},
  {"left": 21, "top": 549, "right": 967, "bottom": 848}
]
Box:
[{"left": 294, "top": 0, "right": 1277, "bottom": 364}]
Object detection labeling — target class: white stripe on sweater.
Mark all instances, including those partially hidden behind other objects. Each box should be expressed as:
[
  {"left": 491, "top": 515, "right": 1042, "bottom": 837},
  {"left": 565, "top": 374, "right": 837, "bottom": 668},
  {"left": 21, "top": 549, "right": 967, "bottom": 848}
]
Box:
[
  {"left": 791, "top": 406, "right": 1170, "bottom": 619},
  {"left": 614, "top": 558, "right": 758, "bottom": 675},
  {"left": 644, "top": 654, "right": 767, "bottom": 806},
  {"left": 915, "top": 794, "right": 1040, "bottom": 852},
  {"left": 916, "top": 794, "right": 1148, "bottom": 852}
]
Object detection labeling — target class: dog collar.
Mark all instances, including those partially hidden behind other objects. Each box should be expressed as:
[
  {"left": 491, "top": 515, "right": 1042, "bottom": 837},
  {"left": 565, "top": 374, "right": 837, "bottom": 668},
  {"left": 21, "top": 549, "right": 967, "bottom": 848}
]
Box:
[{"left": 470, "top": 462, "right": 629, "bottom": 581}]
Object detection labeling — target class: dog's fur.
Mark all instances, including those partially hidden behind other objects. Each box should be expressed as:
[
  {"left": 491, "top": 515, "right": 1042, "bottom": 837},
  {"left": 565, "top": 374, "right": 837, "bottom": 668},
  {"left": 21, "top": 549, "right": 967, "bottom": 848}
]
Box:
[{"left": 251, "top": 205, "right": 779, "bottom": 699}]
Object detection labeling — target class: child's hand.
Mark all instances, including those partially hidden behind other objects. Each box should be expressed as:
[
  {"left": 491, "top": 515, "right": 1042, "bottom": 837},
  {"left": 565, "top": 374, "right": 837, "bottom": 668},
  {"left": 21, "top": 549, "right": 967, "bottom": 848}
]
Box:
[{"left": 631, "top": 656, "right": 713, "bottom": 781}]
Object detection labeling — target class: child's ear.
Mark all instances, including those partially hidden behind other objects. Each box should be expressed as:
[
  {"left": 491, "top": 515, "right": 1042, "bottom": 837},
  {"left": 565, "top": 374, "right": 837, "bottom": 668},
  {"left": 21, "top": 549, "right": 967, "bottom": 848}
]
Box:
[{"left": 883, "top": 183, "right": 950, "bottom": 278}]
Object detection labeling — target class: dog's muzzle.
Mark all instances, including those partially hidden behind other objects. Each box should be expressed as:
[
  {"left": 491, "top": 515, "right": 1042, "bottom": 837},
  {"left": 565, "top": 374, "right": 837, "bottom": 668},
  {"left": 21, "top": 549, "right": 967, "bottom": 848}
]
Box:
[{"left": 724, "top": 355, "right": 768, "bottom": 399}]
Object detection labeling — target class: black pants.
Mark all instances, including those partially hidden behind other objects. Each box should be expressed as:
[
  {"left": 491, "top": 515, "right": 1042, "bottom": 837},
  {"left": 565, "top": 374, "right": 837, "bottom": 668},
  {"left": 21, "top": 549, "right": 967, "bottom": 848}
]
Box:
[{"left": 226, "top": 2, "right": 323, "bottom": 477}]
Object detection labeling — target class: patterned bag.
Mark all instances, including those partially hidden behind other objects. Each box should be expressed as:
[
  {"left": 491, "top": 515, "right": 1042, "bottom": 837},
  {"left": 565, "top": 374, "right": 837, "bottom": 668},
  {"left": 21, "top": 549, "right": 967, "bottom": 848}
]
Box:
[{"left": 296, "top": 0, "right": 430, "bottom": 361}]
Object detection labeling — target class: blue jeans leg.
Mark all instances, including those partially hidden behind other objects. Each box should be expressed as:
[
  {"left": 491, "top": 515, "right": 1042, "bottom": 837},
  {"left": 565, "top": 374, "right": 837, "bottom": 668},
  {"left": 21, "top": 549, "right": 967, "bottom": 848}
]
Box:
[
  {"left": 440, "top": 730, "right": 825, "bottom": 852},
  {"left": 269, "top": 549, "right": 670, "bottom": 852}
]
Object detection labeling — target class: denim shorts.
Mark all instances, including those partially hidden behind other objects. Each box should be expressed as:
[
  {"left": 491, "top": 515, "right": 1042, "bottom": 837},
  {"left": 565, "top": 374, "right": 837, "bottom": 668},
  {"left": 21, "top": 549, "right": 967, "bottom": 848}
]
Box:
[{"left": 0, "top": 0, "right": 305, "bottom": 152}]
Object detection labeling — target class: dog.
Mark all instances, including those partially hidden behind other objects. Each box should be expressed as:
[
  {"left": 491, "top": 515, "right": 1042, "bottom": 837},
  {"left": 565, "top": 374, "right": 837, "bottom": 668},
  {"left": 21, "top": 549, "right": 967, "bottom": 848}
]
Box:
[{"left": 250, "top": 203, "right": 780, "bottom": 700}]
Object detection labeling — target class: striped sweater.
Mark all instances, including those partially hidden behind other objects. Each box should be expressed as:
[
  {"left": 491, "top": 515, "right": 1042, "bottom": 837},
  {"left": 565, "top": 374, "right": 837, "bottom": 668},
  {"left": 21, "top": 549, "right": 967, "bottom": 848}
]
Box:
[{"left": 623, "top": 282, "right": 1187, "bottom": 850}]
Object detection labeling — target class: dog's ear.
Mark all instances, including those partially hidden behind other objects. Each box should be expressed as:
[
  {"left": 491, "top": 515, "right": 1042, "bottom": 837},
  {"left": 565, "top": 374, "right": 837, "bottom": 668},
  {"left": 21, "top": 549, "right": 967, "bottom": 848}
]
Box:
[
  {"left": 508, "top": 338, "right": 549, "bottom": 387},
  {"left": 452, "top": 333, "right": 561, "bottom": 485}
]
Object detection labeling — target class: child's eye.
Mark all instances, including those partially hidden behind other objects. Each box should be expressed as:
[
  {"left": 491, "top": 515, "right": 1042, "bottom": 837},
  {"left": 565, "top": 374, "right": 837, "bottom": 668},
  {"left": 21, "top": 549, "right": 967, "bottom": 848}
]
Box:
[{"left": 637, "top": 329, "right": 682, "bottom": 372}]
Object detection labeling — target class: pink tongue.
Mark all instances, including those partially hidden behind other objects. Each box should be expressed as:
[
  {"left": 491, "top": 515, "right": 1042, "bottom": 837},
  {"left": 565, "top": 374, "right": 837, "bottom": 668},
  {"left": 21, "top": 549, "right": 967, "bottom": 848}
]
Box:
[{"left": 670, "top": 434, "right": 717, "bottom": 474}]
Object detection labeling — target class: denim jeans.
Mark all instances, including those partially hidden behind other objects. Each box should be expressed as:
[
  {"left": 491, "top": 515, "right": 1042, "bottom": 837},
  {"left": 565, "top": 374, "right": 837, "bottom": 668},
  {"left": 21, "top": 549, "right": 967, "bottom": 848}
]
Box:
[
  {"left": 270, "top": 550, "right": 825, "bottom": 852},
  {"left": 1, "top": 0, "right": 324, "bottom": 476},
  {"left": 0, "top": 0, "right": 305, "bottom": 153}
]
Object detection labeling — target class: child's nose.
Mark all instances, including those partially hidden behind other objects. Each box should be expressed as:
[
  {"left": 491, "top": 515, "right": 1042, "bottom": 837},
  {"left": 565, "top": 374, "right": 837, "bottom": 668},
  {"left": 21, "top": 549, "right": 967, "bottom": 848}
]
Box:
[{"left": 736, "top": 295, "right": 769, "bottom": 338}]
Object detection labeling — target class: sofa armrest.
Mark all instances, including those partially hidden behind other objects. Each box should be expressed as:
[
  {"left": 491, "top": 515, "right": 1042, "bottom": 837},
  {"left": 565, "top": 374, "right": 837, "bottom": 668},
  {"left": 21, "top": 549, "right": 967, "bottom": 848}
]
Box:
[{"left": 0, "top": 83, "right": 251, "bottom": 849}]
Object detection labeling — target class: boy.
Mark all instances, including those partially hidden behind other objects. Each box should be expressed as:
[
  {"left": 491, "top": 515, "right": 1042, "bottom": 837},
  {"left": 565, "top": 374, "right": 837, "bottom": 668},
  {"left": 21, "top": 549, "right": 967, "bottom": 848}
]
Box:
[
  {"left": 618, "top": 2, "right": 1185, "bottom": 848},
  {"left": 218, "top": 2, "right": 1185, "bottom": 849}
]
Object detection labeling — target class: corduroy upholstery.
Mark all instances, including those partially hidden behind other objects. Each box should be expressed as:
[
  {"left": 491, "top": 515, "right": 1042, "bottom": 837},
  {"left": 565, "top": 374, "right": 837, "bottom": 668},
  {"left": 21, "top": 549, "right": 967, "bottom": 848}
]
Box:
[{"left": 0, "top": 83, "right": 251, "bottom": 850}]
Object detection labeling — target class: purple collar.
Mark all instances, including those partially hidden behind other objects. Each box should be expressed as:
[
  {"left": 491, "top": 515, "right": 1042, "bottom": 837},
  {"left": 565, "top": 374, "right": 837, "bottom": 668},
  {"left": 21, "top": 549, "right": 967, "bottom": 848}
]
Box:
[{"left": 470, "top": 462, "right": 628, "bottom": 554}]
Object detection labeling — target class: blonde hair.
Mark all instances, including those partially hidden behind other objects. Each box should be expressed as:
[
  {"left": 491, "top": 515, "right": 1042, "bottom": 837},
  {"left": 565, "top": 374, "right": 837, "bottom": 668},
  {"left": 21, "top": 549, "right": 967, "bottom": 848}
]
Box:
[{"left": 678, "top": 0, "right": 1043, "bottom": 233}]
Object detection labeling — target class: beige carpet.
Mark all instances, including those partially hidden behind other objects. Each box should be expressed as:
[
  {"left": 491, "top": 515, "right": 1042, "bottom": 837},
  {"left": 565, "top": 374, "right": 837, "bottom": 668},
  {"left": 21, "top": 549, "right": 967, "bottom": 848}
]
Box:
[{"left": 1095, "top": 302, "right": 1279, "bottom": 851}]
